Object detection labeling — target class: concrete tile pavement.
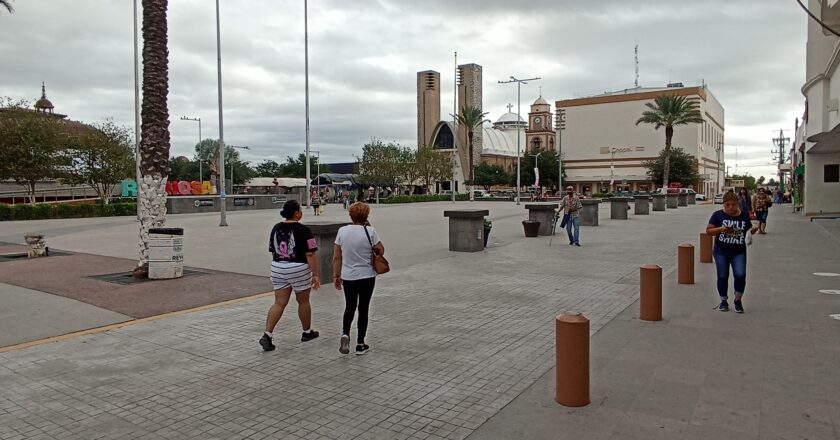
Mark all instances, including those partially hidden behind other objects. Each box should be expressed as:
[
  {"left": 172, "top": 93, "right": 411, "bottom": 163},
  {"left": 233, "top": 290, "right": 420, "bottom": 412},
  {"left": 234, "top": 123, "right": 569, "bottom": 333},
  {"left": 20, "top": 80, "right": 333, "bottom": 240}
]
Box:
[
  {"left": 468, "top": 208, "right": 840, "bottom": 440},
  {"left": 2, "top": 201, "right": 832, "bottom": 439}
]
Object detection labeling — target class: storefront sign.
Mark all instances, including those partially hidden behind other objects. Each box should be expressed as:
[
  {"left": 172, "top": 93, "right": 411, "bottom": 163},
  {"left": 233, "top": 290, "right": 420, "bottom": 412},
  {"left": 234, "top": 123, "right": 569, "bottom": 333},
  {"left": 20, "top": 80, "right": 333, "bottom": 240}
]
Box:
[
  {"left": 234, "top": 197, "right": 255, "bottom": 207},
  {"left": 193, "top": 199, "right": 214, "bottom": 207},
  {"left": 271, "top": 196, "right": 287, "bottom": 204}
]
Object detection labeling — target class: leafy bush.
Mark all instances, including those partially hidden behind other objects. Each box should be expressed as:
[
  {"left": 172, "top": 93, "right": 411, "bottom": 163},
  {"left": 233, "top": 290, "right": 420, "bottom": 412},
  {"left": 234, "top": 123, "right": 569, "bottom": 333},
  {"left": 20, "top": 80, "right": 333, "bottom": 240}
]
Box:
[
  {"left": 0, "top": 202, "right": 137, "bottom": 221},
  {"left": 591, "top": 192, "right": 614, "bottom": 198}
]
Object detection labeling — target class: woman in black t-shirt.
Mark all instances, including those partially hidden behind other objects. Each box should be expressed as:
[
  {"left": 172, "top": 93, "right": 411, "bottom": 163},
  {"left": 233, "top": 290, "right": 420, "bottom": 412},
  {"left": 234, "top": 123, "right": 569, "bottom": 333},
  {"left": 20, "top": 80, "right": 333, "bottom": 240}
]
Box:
[
  {"left": 259, "top": 200, "right": 321, "bottom": 352},
  {"left": 706, "top": 191, "right": 759, "bottom": 314}
]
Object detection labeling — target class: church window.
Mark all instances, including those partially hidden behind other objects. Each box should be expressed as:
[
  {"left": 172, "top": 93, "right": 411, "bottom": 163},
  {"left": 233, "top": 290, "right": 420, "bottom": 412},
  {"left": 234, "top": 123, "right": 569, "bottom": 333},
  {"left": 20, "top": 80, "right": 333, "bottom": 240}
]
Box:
[
  {"left": 433, "top": 124, "right": 455, "bottom": 150},
  {"left": 532, "top": 138, "right": 541, "bottom": 150}
]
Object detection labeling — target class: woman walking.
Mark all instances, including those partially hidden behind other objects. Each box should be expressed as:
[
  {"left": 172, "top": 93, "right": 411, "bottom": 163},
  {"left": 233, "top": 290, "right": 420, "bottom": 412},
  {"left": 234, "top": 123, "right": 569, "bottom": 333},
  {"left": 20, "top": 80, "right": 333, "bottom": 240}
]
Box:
[
  {"left": 737, "top": 188, "right": 751, "bottom": 215},
  {"left": 706, "top": 191, "right": 758, "bottom": 313},
  {"left": 752, "top": 187, "right": 771, "bottom": 234},
  {"left": 260, "top": 200, "right": 321, "bottom": 351},
  {"left": 332, "top": 202, "right": 384, "bottom": 355}
]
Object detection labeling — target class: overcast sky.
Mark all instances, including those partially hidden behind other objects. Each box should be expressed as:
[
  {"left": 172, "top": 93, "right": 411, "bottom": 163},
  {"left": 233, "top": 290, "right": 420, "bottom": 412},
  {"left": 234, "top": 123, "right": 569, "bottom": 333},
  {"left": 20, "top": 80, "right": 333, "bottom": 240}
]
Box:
[{"left": 1, "top": 0, "right": 806, "bottom": 180}]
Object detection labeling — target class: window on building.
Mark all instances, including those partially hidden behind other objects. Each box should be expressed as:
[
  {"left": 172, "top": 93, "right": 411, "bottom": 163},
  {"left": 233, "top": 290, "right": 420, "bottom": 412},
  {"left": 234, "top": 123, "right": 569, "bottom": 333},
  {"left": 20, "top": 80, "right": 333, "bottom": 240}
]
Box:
[
  {"left": 532, "top": 138, "right": 541, "bottom": 150},
  {"left": 826, "top": 164, "right": 840, "bottom": 183}
]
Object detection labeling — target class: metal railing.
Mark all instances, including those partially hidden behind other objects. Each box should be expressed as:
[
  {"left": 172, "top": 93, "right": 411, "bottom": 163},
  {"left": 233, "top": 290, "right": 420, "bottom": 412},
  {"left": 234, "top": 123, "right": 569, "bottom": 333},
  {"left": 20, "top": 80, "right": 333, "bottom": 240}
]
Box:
[{"left": 0, "top": 186, "right": 106, "bottom": 205}]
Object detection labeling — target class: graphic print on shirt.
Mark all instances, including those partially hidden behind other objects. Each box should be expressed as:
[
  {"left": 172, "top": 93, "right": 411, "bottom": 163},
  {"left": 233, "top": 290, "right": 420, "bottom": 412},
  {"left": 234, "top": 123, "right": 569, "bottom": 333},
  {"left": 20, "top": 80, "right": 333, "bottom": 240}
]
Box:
[
  {"left": 274, "top": 229, "right": 297, "bottom": 260},
  {"left": 718, "top": 219, "right": 746, "bottom": 245}
]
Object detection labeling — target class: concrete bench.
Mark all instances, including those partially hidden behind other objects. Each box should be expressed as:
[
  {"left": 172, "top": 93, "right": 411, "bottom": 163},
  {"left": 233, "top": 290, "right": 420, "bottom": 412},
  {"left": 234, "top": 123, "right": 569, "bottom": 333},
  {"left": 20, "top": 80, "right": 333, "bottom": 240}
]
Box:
[
  {"left": 443, "top": 210, "right": 489, "bottom": 252},
  {"left": 525, "top": 203, "right": 559, "bottom": 236}
]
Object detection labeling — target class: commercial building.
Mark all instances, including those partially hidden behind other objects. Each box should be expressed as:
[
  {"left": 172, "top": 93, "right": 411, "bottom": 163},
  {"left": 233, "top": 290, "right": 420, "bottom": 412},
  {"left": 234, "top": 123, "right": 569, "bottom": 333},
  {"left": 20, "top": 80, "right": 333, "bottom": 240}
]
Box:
[
  {"left": 798, "top": 0, "right": 840, "bottom": 216},
  {"left": 556, "top": 85, "right": 725, "bottom": 197}
]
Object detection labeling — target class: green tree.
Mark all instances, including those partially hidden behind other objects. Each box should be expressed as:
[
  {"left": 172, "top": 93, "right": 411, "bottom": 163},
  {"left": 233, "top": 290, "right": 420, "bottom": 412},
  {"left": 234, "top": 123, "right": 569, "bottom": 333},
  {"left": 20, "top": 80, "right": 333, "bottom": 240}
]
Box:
[
  {"left": 168, "top": 156, "right": 199, "bottom": 182},
  {"left": 635, "top": 95, "right": 704, "bottom": 188},
  {"left": 254, "top": 160, "right": 283, "bottom": 177},
  {"left": 64, "top": 120, "right": 135, "bottom": 203},
  {"left": 0, "top": 105, "right": 72, "bottom": 204},
  {"left": 454, "top": 106, "right": 488, "bottom": 200},
  {"left": 508, "top": 148, "right": 560, "bottom": 190},
  {"left": 273, "top": 153, "right": 318, "bottom": 178},
  {"left": 137, "top": 0, "right": 172, "bottom": 273},
  {"left": 643, "top": 147, "right": 700, "bottom": 187},
  {"left": 473, "top": 162, "right": 510, "bottom": 190},
  {"left": 730, "top": 174, "right": 756, "bottom": 192},
  {"left": 397, "top": 146, "right": 422, "bottom": 194},
  {"left": 194, "top": 138, "right": 242, "bottom": 178},
  {"left": 767, "top": 178, "right": 777, "bottom": 187},
  {"left": 757, "top": 176, "right": 766, "bottom": 186},
  {"left": 358, "top": 140, "right": 402, "bottom": 195},
  {"left": 415, "top": 145, "right": 452, "bottom": 192}
]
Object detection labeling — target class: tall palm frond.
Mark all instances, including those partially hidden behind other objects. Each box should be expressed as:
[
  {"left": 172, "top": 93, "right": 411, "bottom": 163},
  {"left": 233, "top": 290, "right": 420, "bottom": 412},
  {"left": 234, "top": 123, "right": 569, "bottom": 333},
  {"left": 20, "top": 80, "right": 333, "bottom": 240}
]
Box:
[
  {"left": 635, "top": 95, "right": 704, "bottom": 188},
  {"left": 454, "top": 105, "right": 488, "bottom": 196},
  {"left": 1, "top": 0, "right": 14, "bottom": 13}
]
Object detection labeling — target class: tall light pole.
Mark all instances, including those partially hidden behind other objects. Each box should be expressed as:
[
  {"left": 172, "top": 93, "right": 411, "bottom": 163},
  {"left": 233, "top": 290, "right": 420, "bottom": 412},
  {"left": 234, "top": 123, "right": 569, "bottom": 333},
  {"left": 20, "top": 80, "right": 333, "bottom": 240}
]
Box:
[
  {"left": 229, "top": 145, "right": 250, "bottom": 193},
  {"left": 310, "top": 150, "right": 321, "bottom": 198},
  {"left": 215, "top": 0, "right": 228, "bottom": 226},
  {"left": 498, "top": 76, "right": 540, "bottom": 205},
  {"left": 180, "top": 116, "right": 202, "bottom": 182},
  {"left": 132, "top": 0, "right": 141, "bottom": 220},
  {"left": 304, "top": 0, "right": 312, "bottom": 207},
  {"left": 555, "top": 108, "right": 565, "bottom": 195},
  {"left": 452, "top": 51, "right": 457, "bottom": 203}
]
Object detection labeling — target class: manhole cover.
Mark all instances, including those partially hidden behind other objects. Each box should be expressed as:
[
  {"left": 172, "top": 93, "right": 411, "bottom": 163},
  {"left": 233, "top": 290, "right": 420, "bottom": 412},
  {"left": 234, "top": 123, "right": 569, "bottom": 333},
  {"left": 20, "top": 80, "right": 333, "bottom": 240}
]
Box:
[{"left": 89, "top": 268, "right": 210, "bottom": 285}]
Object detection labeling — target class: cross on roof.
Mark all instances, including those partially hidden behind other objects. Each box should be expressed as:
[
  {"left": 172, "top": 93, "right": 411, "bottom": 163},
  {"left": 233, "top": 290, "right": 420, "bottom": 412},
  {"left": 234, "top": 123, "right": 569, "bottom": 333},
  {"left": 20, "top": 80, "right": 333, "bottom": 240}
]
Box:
[{"left": 506, "top": 103, "right": 513, "bottom": 112}]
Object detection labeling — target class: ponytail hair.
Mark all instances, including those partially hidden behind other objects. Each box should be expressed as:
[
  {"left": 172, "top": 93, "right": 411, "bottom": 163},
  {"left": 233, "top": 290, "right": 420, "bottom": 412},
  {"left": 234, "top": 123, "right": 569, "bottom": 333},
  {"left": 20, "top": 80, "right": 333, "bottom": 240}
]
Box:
[{"left": 280, "top": 200, "right": 301, "bottom": 219}]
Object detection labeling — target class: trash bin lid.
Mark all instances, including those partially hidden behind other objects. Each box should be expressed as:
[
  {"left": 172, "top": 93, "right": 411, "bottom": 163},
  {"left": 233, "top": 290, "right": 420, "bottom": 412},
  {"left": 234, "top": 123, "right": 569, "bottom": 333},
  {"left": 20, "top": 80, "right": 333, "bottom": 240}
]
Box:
[{"left": 149, "top": 227, "right": 184, "bottom": 236}]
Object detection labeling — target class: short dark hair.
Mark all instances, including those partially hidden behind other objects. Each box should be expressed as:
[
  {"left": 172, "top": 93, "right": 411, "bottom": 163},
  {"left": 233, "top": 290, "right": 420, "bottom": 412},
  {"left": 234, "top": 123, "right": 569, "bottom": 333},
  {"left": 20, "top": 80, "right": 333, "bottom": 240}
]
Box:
[{"left": 280, "top": 200, "right": 301, "bottom": 219}]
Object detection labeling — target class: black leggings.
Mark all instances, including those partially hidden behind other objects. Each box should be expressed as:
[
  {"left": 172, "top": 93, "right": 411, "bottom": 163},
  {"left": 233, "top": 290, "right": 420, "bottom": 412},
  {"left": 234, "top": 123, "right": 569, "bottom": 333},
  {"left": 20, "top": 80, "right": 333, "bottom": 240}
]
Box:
[{"left": 342, "top": 277, "right": 376, "bottom": 343}]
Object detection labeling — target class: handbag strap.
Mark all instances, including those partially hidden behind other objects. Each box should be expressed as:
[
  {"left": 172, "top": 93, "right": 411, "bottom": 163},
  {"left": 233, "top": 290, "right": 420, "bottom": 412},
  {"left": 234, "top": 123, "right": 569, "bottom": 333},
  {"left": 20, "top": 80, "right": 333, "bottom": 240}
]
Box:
[{"left": 363, "top": 225, "right": 376, "bottom": 253}]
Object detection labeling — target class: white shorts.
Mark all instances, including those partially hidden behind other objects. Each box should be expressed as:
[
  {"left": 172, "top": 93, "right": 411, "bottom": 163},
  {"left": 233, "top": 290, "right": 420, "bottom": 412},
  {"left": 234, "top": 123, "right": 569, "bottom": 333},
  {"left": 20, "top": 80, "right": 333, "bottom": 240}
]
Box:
[{"left": 270, "top": 261, "right": 313, "bottom": 292}]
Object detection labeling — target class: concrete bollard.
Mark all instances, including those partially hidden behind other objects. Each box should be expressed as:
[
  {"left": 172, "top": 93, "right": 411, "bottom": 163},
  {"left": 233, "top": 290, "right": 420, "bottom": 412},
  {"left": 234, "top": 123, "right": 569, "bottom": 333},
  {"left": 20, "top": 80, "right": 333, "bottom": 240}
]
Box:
[
  {"left": 639, "top": 265, "right": 663, "bottom": 321},
  {"left": 666, "top": 194, "right": 679, "bottom": 209},
  {"left": 678, "top": 243, "right": 694, "bottom": 284},
  {"left": 699, "top": 233, "right": 713, "bottom": 263},
  {"left": 555, "top": 312, "right": 590, "bottom": 407},
  {"left": 651, "top": 194, "right": 666, "bottom": 211}
]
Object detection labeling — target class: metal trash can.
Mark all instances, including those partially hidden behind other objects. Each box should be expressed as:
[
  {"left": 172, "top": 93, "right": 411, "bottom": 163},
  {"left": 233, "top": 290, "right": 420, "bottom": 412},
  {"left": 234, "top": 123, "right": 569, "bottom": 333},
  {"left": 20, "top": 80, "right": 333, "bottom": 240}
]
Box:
[{"left": 148, "top": 227, "right": 184, "bottom": 279}]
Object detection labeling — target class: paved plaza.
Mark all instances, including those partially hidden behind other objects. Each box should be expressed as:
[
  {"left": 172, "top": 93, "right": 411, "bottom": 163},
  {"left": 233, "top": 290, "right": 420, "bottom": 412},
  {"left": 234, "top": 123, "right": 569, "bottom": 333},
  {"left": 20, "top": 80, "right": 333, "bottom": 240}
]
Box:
[{"left": 0, "top": 201, "right": 839, "bottom": 439}]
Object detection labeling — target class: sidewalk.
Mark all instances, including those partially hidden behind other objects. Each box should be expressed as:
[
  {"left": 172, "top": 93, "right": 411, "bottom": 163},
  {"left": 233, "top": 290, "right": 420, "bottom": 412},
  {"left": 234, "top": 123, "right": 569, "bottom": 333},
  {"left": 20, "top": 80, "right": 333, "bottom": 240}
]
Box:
[
  {"left": 469, "top": 208, "right": 840, "bottom": 439},
  {"left": 0, "top": 203, "right": 837, "bottom": 439}
]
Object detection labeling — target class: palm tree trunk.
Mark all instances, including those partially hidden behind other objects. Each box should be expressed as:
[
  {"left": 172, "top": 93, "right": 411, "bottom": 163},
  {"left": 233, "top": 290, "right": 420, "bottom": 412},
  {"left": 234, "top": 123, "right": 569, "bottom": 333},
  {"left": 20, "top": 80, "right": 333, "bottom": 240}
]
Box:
[
  {"left": 468, "top": 131, "right": 474, "bottom": 201},
  {"left": 662, "top": 125, "right": 673, "bottom": 189},
  {"left": 136, "top": 0, "right": 171, "bottom": 275}
]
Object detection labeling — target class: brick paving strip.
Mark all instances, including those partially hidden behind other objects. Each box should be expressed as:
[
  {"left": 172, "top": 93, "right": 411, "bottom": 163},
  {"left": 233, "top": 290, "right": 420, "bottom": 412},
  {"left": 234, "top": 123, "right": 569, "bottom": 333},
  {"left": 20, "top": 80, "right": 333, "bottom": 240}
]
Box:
[{"left": 1, "top": 203, "right": 719, "bottom": 440}]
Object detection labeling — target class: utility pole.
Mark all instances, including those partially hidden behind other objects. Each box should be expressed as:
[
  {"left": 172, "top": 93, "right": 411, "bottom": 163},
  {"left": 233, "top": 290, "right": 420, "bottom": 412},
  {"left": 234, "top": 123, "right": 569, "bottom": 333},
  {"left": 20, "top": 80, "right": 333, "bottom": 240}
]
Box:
[
  {"left": 556, "top": 108, "right": 564, "bottom": 194},
  {"left": 499, "top": 75, "right": 541, "bottom": 205},
  {"left": 772, "top": 129, "right": 790, "bottom": 192}
]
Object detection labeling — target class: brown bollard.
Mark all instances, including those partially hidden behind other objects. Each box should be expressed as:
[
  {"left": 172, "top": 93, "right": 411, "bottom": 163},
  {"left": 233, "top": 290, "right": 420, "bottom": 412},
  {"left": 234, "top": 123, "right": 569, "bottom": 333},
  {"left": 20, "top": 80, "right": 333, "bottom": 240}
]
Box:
[
  {"left": 699, "top": 232, "right": 713, "bottom": 263},
  {"left": 678, "top": 243, "right": 695, "bottom": 284},
  {"left": 555, "top": 312, "right": 590, "bottom": 407},
  {"left": 639, "top": 264, "right": 663, "bottom": 321}
]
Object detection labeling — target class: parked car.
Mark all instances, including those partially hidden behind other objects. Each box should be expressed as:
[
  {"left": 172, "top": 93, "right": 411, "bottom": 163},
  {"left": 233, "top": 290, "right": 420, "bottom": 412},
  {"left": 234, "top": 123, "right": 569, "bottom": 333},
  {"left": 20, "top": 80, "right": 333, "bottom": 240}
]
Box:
[
  {"left": 695, "top": 193, "right": 707, "bottom": 201},
  {"left": 471, "top": 190, "right": 490, "bottom": 198},
  {"left": 713, "top": 193, "right": 724, "bottom": 204}
]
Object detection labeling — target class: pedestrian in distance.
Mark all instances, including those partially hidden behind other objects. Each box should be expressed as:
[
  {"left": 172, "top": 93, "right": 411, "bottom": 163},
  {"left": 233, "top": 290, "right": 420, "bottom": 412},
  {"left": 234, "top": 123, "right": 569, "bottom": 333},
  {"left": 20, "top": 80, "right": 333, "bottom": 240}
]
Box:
[
  {"left": 559, "top": 186, "right": 582, "bottom": 246},
  {"left": 737, "top": 188, "right": 751, "bottom": 216},
  {"left": 332, "top": 202, "right": 384, "bottom": 356},
  {"left": 260, "top": 200, "right": 321, "bottom": 351},
  {"left": 706, "top": 191, "right": 759, "bottom": 313},
  {"left": 752, "top": 187, "right": 772, "bottom": 234}
]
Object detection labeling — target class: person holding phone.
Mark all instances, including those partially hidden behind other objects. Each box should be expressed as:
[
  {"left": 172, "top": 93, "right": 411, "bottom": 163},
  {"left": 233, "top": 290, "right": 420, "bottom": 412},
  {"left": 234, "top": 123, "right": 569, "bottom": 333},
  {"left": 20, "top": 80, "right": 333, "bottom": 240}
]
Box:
[{"left": 706, "top": 191, "right": 759, "bottom": 313}]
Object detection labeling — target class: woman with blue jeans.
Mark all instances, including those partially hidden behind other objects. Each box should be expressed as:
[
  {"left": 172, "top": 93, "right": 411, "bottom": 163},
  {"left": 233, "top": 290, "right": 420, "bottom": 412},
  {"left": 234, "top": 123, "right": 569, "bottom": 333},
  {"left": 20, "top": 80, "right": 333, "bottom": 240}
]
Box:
[{"left": 706, "top": 192, "right": 758, "bottom": 313}]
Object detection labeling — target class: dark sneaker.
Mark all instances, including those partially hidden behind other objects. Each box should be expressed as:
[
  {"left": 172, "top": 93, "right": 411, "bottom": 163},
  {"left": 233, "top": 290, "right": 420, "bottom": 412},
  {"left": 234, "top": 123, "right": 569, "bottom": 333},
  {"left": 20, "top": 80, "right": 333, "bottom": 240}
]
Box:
[
  {"left": 734, "top": 299, "right": 744, "bottom": 314},
  {"left": 259, "top": 333, "right": 275, "bottom": 352},
  {"left": 301, "top": 329, "right": 320, "bottom": 342},
  {"left": 339, "top": 335, "right": 350, "bottom": 354},
  {"left": 574, "top": 242, "right": 581, "bottom": 247},
  {"left": 569, "top": 241, "right": 574, "bottom": 245},
  {"left": 716, "top": 300, "right": 729, "bottom": 312},
  {"left": 355, "top": 344, "right": 370, "bottom": 356}
]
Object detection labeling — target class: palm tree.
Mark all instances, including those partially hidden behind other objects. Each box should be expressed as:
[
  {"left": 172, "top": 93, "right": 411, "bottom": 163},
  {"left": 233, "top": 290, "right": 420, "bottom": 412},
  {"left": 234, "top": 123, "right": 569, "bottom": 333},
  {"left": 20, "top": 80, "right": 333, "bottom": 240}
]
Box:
[
  {"left": 1, "top": 0, "right": 13, "bottom": 13},
  {"left": 455, "top": 105, "right": 488, "bottom": 200},
  {"left": 135, "top": 0, "right": 171, "bottom": 277},
  {"left": 635, "top": 95, "right": 704, "bottom": 189}
]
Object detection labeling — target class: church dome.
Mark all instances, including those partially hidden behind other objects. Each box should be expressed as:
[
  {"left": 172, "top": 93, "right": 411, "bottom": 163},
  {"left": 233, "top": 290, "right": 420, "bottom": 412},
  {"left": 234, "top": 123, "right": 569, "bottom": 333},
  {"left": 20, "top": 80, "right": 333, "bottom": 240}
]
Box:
[
  {"left": 34, "top": 83, "right": 54, "bottom": 111},
  {"left": 494, "top": 112, "right": 524, "bottom": 124},
  {"left": 533, "top": 96, "right": 549, "bottom": 105}
]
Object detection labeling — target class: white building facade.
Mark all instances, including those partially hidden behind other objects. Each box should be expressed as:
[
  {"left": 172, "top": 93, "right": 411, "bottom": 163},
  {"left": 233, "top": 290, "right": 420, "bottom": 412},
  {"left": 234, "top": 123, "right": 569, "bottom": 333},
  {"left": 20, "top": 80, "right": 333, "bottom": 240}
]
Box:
[
  {"left": 556, "top": 85, "right": 725, "bottom": 197},
  {"left": 799, "top": 0, "right": 840, "bottom": 216}
]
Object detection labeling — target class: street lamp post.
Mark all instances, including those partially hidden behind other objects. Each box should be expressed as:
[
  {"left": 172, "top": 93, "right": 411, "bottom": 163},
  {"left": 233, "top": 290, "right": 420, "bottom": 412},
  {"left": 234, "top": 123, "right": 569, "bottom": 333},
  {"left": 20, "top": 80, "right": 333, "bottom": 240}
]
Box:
[
  {"left": 609, "top": 148, "right": 617, "bottom": 193},
  {"left": 304, "top": 0, "right": 312, "bottom": 208},
  {"left": 310, "top": 150, "right": 321, "bottom": 199},
  {"left": 132, "top": 0, "right": 141, "bottom": 221},
  {"left": 180, "top": 116, "right": 202, "bottom": 182},
  {"left": 498, "top": 75, "right": 540, "bottom": 205},
  {"left": 716, "top": 141, "right": 723, "bottom": 195},
  {"left": 215, "top": 0, "right": 227, "bottom": 226}
]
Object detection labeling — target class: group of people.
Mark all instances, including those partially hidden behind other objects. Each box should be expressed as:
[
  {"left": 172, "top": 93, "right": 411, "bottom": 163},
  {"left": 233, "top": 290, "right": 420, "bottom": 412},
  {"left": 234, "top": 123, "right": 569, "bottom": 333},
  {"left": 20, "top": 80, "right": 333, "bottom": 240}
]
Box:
[
  {"left": 260, "top": 199, "right": 384, "bottom": 356},
  {"left": 708, "top": 187, "right": 778, "bottom": 314}
]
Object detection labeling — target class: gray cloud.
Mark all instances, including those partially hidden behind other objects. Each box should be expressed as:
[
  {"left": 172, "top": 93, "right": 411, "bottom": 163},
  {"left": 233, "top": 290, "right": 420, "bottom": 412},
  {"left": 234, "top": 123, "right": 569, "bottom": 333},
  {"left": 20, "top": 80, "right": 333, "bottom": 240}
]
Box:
[{"left": 0, "top": 0, "right": 806, "bottom": 179}]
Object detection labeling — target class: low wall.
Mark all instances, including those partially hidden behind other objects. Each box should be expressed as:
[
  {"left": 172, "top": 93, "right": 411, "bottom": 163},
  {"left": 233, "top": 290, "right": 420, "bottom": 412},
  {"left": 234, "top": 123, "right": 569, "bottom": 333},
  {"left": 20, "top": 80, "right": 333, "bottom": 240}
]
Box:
[{"left": 166, "top": 194, "right": 301, "bottom": 214}]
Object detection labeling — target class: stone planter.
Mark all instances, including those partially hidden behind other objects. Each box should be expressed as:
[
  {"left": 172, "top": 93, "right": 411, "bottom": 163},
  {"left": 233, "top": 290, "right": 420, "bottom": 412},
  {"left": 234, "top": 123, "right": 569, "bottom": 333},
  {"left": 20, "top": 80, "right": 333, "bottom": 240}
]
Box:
[{"left": 522, "top": 220, "right": 540, "bottom": 237}]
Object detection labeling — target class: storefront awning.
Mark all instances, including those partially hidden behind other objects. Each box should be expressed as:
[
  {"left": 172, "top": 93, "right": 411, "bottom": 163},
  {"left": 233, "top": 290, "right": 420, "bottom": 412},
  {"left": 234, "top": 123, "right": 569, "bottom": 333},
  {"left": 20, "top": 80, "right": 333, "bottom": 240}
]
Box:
[{"left": 806, "top": 122, "right": 840, "bottom": 153}]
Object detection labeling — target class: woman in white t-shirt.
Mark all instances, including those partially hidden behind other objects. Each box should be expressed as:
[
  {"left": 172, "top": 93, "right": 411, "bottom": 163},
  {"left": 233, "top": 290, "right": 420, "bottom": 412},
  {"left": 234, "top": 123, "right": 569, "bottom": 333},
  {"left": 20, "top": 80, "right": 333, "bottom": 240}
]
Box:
[{"left": 332, "top": 202, "right": 384, "bottom": 355}]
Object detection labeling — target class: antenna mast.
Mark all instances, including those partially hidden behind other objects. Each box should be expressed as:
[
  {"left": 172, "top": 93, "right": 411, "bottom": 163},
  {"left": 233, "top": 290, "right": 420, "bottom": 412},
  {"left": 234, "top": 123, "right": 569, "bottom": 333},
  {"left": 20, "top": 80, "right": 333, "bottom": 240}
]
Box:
[{"left": 634, "top": 44, "right": 639, "bottom": 88}]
